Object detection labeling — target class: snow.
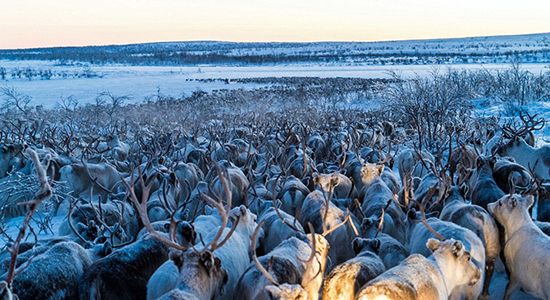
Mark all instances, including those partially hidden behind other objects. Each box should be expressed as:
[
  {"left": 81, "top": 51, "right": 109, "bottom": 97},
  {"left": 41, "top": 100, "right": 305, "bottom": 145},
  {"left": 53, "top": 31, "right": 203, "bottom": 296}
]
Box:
[
  {"left": 1, "top": 59, "right": 549, "bottom": 108},
  {"left": 0, "top": 214, "right": 64, "bottom": 246}
]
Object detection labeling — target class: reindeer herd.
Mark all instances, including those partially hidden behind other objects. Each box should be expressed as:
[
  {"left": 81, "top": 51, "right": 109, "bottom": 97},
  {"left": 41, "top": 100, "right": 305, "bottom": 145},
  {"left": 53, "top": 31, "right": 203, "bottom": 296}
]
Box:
[{"left": 0, "top": 111, "right": 549, "bottom": 300}]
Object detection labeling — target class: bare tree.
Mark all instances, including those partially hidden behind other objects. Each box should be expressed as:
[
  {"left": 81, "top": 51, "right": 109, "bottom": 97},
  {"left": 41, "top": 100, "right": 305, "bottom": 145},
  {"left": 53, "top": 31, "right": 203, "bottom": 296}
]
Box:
[{"left": 1, "top": 86, "right": 32, "bottom": 114}]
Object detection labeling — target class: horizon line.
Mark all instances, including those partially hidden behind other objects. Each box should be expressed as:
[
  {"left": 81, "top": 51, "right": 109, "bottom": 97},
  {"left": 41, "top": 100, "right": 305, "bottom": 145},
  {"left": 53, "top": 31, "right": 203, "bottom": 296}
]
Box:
[{"left": 2, "top": 31, "right": 549, "bottom": 51}]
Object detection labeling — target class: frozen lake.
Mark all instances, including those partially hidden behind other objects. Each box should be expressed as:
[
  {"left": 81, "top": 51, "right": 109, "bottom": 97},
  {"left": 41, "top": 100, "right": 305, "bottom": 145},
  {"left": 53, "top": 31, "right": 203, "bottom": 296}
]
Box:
[{"left": 1, "top": 60, "right": 549, "bottom": 107}]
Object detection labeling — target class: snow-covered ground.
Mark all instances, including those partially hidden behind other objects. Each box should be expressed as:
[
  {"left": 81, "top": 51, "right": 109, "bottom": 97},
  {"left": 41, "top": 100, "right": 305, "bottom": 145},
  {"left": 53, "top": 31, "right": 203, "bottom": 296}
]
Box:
[{"left": 1, "top": 59, "right": 549, "bottom": 107}]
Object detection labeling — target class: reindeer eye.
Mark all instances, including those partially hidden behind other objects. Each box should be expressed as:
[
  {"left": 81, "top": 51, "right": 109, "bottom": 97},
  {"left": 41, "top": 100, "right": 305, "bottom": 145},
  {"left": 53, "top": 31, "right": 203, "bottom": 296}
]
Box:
[{"left": 499, "top": 201, "right": 502, "bottom": 206}]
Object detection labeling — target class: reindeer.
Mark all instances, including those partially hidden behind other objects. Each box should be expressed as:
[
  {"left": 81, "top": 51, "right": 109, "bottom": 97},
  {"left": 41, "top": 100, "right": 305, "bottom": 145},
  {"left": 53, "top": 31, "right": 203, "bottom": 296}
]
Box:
[
  {"left": 5, "top": 241, "right": 112, "bottom": 300},
  {"left": 0, "top": 143, "right": 25, "bottom": 179},
  {"left": 233, "top": 222, "right": 330, "bottom": 300},
  {"left": 497, "top": 113, "right": 549, "bottom": 180},
  {"left": 322, "top": 238, "right": 386, "bottom": 300},
  {"left": 78, "top": 229, "right": 194, "bottom": 300},
  {"left": 355, "top": 238, "right": 481, "bottom": 300},
  {"left": 147, "top": 172, "right": 183, "bottom": 223},
  {"left": 58, "top": 197, "right": 135, "bottom": 246},
  {"left": 360, "top": 172, "right": 407, "bottom": 245},
  {"left": 408, "top": 217, "right": 485, "bottom": 300},
  {"left": 488, "top": 194, "right": 550, "bottom": 300},
  {"left": 498, "top": 136, "right": 550, "bottom": 181},
  {"left": 180, "top": 181, "right": 208, "bottom": 221},
  {"left": 124, "top": 162, "right": 232, "bottom": 300},
  {"left": 277, "top": 175, "right": 310, "bottom": 216},
  {"left": 256, "top": 199, "right": 305, "bottom": 255},
  {"left": 407, "top": 185, "right": 486, "bottom": 300},
  {"left": 440, "top": 185, "right": 500, "bottom": 299},
  {"left": 59, "top": 161, "right": 123, "bottom": 200},
  {"left": 107, "top": 134, "right": 130, "bottom": 162},
  {"left": 500, "top": 111, "right": 543, "bottom": 148},
  {"left": 153, "top": 250, "right": 228, "bottom": 300},
  {"left": 397, "top": 148, "right": 435, "bottom": 183},
  {"left": 195, "top": 205, "right": 259, "bottom": 300},
  {"left": 174, "top": 162, "right": 203, "bottom": 204},
  {"left": 206, "top": 160, "right": 249, "bottom": 207},
  {"left": 298, "top": 187, "right": 359, "bottom": 267},
  {"left": 360, "top": 218, "right": 409, "bottom": 270},
  {"left": 492, "top": 157, "right": 532, "bottom": 194},
  {"left": 470, "top": 156, "right": 505, "bottom": 209},
  {"left": 311, "top": 172, "right": 353, "bottom": 200}
]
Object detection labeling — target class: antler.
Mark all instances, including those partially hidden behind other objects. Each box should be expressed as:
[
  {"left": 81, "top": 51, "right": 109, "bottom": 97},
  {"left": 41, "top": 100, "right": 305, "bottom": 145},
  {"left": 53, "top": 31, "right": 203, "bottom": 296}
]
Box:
[
  {"left": 271, "top": 174, "right": 302, "bottom": 232},
  {"left": 414, "top": 185, "right": 445, "bottom": 241},
  {"left": 502, "top": 112, "right": 545, "bottom": 139},
  {"left": 251, "top": 219, "right": 279, "bottom": 286},
  {"left": 199, "top": 161, "right": 240, "bottom": 253},
  {"left": 122, "top": 164, "right": 188, "bottom": 251},
  {"left": 299, "top": 223, "right": 320, "bottom": 288},
  {"left": 67, "top": 201, "right": 88, "bottom": 244}
]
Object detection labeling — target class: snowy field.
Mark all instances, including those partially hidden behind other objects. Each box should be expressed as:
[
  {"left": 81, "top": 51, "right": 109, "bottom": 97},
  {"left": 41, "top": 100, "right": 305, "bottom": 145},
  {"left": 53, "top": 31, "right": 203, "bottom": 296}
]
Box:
[{"left": 1, "top": 59, "right": 549, "bottom": 108}]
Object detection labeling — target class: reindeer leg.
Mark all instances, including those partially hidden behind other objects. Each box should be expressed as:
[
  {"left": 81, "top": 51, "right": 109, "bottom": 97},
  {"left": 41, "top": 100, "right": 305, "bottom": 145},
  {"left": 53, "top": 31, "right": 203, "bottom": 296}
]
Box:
[
  {"left": 480, "top": 259, "right": 495, "bottom": 300},
  {"left": 503, "top": 276, "right": 519, "bottom": 300}
]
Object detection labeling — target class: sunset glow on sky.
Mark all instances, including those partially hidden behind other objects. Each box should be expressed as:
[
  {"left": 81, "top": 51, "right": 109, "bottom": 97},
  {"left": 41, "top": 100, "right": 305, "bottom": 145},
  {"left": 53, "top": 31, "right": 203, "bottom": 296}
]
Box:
[{"left": 1, "top": 0, "right": 549, "bottom": 49}]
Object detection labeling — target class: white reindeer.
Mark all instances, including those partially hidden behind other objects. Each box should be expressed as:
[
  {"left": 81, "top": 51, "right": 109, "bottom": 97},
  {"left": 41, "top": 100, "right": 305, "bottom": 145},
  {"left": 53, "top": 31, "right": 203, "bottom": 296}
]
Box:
[
  {"left": 355, "top": 238, "right": 481, "bottom": 300},
  {"left": 488, "top": 194, "right": 550, "bottom": 300}
]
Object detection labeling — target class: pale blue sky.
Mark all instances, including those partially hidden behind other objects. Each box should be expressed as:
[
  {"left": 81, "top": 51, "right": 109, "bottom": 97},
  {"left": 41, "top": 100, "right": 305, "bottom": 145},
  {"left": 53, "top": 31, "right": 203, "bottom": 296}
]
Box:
[{"left": 0, "top": 0, "right": 549, "bottom": 49}]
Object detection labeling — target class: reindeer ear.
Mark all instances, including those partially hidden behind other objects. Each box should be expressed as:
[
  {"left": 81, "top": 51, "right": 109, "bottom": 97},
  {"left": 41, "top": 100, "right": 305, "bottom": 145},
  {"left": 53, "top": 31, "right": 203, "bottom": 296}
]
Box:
[
  {"left": 407, "top": 208, "right": 417, "bottom": 221},
  {"left": 101, "top": 242, "right": 113, "bottom": 256},
  {"left": 214, "top": 256, "right": 222, "bottom": 269},
  {"left": 426, "top": 238, "right": 440, "bottom": 252},
  {"left": 362, "top": 217, "right": 372, "bottom": 227},
  {"left": 365, "top": 238, "right": 381, "bottom": 253},
  {"left": 525, "top": 195, "right": 535, "bottom": 209},
  {"left": 200, "top": 251, "right": 214, "bottom": 274},
  {"left": 312, "top": 172, "right": 319, "bottom": 185},
  {"left": 330, "top": 173, "right": 340, "bottom": 187},
  {"left": 265, "top": 286, "right": 280, "bottom": 298},
  {"left": 352, "top": 238, "right": 364, "bottom": 254},
  {"left": 377, "top": 165, "right": 385, "bottom": 175},
  {"left": 169, "top": 250, "right": 185, "bottom": 269},
  {"left": 452, "top": 240, "right": 464, "bottom": 257},
  {"left": 511, "top": 197, "right": 518, "bottom": 208}
]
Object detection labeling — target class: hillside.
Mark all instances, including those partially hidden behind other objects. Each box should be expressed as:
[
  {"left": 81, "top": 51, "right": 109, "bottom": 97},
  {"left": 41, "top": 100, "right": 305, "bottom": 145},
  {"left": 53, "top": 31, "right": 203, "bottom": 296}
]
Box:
[{"left": 1, "top": 32, "right": 549, "bottom": 66}]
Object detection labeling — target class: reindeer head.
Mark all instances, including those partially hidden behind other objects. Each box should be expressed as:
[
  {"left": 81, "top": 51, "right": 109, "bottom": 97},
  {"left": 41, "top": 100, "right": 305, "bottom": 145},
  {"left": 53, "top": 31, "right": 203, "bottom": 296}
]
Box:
[
  {"left": 488, "top": 194, "right": 534, "bottom": 230},
  {"left": 360, "top": 163, "right": 384, "bottom": 187},
  {"left": 230, "top": 205, "right": 260, "bottom": 243},
  {"left": 173, "top": 250, "right": 229, "bottom": 299},
  {"left": 312, "top": 172, "right": 339, "bottom": 199},
  {"left": 475, "top": 155, "right": 497, "bottom": 170},
  {"left": 427, "top": 238, "right": 481, "bottom": 287},
  {"left": 172, "top": 221, "right": 196, "bottom": 249},
  {"left": 352, "top": 237, "right": 381, "bottom": 256}
]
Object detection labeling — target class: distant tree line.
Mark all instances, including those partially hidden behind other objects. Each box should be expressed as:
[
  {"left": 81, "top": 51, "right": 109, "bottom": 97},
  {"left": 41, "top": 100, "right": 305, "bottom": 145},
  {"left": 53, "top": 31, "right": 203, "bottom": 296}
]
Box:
[{"left": 0, "top": 44, "right": 549, "bottom": 66}]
